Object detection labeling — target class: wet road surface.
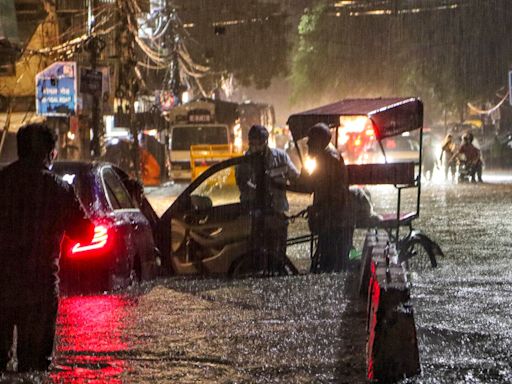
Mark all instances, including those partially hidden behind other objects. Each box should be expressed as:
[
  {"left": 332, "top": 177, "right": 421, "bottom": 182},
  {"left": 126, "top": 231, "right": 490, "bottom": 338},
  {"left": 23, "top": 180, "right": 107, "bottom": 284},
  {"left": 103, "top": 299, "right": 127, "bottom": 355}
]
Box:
[
  {"left": 1, "top": 175, "right": 512, "bottom": 383},
  {"left": 399, "top": 181, "right": 512, "bottom": 383}
]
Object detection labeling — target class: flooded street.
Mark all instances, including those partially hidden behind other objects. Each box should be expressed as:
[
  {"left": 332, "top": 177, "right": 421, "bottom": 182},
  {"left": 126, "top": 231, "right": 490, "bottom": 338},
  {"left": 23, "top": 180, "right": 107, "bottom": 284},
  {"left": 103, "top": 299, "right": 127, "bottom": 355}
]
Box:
[
  {"left": 2, "top": 0, "right": 511, "bottom": 382},
  {"left": 400, "top": 181, "right": 512, "bottom": 383},
  {"left": 2, "top": 176, "right": 512, "bottom": 383}
]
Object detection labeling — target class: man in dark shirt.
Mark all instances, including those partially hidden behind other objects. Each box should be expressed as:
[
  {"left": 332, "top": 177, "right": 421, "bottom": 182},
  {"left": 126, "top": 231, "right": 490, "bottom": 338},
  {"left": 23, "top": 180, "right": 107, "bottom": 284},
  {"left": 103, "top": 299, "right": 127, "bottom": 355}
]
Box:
[
  {"left": 0, "top": 123, "right": 94, "bottom": 372},
  {"left": 298, "top": 123, "right": 352, "bottom": 272}
]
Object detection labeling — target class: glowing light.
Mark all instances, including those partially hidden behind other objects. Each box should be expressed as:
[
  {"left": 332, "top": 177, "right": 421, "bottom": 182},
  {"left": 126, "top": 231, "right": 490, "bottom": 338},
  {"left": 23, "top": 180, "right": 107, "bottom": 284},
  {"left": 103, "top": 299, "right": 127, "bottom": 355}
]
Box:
[
  {"left": 144, "top": 129, "right": 158, "bottom": 137},
  {"left": 339, "top": 116, "right": 372, "bottom": 133},
  {"left": 182, "top": 91, "right": 190, "bottom": 103},
  {"left": 334, "top": 0, "right": 356, "bottom": 6},
  {"left": 233, "top": 122, "right": 243, "bottom": 152},
  {"left": 338, "top": 132, "right": 350, "bottom": 146},
  {"left": 304, "top": 157, "right": 317, "bottom": 175},
  {"left": 62, "top": 174, "right": 76, "bottom": 185},
  {"left": 51, "top": 296, "right": 133, "bottom": 382},
  {"left": 71, "top": 225, "right": 109, "bottom": 254}
]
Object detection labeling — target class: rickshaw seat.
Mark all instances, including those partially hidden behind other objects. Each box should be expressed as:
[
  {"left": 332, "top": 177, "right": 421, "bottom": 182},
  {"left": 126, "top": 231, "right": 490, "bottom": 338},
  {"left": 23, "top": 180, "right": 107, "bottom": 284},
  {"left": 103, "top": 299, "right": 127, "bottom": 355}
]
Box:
[
  {"left": 347, "top": 162, "right": 417, "bottom": 230},
  {"left": 376, "top": 211, "right": 417, "bottom": 228}
]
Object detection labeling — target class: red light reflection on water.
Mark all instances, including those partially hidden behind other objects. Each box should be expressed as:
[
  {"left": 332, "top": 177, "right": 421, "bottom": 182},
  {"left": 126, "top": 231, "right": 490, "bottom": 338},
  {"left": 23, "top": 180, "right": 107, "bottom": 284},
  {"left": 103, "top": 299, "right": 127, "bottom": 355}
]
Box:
[{"left": 50, "top": 295, "right": 135, "bottom": 383}]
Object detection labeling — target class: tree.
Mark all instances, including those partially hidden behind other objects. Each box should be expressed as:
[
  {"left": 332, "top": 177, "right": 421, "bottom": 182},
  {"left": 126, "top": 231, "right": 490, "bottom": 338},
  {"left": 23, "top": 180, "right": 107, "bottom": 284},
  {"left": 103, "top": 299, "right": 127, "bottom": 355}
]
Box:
[
  {"left": 289, "top": 0, "right": 512, "bottom": 124},
  {"left": 173, "top": 0, "right": 290, "bottom": 94},
  {"left": 289, "top": 3, "right": 330, "bottom": 103}
]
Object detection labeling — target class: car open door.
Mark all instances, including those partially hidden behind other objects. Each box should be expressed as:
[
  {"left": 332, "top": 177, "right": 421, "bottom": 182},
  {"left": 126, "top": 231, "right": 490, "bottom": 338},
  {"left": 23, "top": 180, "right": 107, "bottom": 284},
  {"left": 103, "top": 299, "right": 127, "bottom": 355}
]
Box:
[{"left": 158, "top": 154, "right": 265, "bottom": 275}]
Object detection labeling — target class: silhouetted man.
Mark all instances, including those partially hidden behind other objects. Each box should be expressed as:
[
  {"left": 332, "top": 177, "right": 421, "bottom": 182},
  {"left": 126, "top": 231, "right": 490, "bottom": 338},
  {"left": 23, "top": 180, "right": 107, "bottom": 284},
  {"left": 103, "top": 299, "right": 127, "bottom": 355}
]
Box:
[
  {"left": 0, "top": 123, "right": 94, "bottom": 372},
  {"left": 299, "top": 123, "right": 351, "bottom": 272}
]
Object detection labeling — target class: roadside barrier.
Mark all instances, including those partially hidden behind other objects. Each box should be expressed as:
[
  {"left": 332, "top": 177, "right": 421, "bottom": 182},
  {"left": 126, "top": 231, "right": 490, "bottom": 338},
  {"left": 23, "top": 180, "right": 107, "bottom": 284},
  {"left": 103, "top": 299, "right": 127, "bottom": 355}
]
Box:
[{"left": 360, "top": 230, "right": 420, "bottom": 382}]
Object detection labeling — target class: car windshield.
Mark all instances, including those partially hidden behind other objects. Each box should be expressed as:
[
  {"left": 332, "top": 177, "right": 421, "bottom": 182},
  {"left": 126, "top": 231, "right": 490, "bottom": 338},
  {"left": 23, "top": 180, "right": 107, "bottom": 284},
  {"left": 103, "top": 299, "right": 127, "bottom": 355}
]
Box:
[
  {"left": 171, "top": 125, "right": 229, "bottom": 150},
  {"left": 52, "top": 163, "right": 96, "bottom": 213}
]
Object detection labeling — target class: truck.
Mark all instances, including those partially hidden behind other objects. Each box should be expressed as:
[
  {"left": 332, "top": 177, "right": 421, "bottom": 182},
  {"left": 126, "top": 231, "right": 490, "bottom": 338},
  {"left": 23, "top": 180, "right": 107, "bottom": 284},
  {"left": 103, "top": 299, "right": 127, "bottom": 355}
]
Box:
[{"left": 163, "top": 98, "right": 275, "bottom": 180}]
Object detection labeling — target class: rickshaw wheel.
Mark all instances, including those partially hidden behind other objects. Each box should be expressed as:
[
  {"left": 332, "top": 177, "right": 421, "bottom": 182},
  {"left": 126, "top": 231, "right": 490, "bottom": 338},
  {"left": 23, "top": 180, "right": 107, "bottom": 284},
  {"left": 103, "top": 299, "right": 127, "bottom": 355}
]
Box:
[{"left": 403, "top": 239, "right": 437, "bottom": 271}]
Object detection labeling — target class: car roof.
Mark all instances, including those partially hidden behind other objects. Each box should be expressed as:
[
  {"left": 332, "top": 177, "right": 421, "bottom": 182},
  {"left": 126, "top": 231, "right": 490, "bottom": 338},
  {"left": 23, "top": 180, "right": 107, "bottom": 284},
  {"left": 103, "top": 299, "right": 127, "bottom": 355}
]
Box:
[{"left": 52, "top": 161, "right": 114, "bottom": 214}]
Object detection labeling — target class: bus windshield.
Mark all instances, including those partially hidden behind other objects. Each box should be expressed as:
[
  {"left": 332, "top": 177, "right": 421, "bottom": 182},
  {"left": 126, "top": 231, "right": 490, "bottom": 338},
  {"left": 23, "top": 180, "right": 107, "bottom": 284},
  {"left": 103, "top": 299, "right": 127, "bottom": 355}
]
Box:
[{"left": 171, "top": 125, "right": 229, "bottom": 150}]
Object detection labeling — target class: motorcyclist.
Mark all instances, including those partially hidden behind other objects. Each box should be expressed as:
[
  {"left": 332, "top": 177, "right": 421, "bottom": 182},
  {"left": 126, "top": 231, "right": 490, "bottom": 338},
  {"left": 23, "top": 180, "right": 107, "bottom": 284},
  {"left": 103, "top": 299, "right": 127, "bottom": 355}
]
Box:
[
  {"left": 0, "top": 123, "right": 94, "bottom": 372},
  {"left": 450, "top": 132, "right": 483, "bottom": 183},
  {"left": 235, "top": 124, "right": 299, "bottom": 274},
  {"left": 295, "top": 123, "right": 352, "bottom": 272}
]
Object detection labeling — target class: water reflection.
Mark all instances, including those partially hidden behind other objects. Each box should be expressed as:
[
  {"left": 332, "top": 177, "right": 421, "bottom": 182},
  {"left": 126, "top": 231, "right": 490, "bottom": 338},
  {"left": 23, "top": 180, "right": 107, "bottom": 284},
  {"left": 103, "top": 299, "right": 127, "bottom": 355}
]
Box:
[{"left": 50, "top": 295, "right": 135, "bottom": 383}]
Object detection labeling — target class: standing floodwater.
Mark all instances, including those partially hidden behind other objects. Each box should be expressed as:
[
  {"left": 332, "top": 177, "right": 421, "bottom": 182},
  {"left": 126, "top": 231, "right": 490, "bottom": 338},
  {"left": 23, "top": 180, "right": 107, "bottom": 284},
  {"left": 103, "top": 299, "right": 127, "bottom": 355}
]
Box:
[{"left": 1, "top": 179, "right": 512, "bottom": 383}]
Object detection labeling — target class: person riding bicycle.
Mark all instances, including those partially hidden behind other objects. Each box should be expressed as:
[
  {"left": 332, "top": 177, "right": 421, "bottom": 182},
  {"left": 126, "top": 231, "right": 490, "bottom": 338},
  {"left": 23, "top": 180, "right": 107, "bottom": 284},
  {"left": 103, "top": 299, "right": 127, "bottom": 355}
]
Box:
[
  {"left": 449, "top": 132, "right": 483, "bottom": 183},
  {"left": 235, "top": 124, "right": 299, "bottom": 274}
]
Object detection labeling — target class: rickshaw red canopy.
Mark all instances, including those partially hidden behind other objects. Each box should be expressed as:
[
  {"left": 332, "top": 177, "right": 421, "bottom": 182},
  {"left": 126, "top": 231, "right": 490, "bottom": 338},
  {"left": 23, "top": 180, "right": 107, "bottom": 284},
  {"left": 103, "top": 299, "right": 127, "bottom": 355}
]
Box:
[{"left": 287, "top": 97, "right": 423, "bottom": 141}]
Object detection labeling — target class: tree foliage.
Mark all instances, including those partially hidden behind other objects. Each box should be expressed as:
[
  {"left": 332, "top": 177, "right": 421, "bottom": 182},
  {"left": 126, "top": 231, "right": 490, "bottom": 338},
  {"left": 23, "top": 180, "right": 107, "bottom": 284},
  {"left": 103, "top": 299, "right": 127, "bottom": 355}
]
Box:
[
  {"left": 289, "top": 3, "right": 330, "bottom": 103},
  {"left": 175, "top": 0, "right": 290, "bottom": 94},
  {"left": 289, "top": 0, "right": 512, "bottom": 123}
]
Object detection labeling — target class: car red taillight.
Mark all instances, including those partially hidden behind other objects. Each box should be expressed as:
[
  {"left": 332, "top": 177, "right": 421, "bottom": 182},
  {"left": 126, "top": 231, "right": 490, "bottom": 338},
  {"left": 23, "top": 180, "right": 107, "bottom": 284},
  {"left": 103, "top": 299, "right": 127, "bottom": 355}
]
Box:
[{"left": 70, "top": 225, "right": 110, "bottom": 256}]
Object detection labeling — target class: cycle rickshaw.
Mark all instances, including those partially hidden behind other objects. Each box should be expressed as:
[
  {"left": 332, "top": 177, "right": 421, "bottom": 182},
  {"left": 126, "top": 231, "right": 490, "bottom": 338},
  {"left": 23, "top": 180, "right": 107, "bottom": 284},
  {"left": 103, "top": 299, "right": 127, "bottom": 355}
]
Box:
[{"left": 286, "top": 97, "right": 444, "bottom": 273}]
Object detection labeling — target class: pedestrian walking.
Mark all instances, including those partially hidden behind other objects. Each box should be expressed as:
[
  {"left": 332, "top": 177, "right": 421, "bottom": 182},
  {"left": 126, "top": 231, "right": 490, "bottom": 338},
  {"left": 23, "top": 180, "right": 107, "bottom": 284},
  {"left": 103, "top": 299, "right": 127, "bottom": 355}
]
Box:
[
  {"left": 439, "top": 133, "right": 457, "bottom": 182},
  {"left": 0, "top": 123, "right": 94, "bottom": 372},
  {"left": 235, "top": 124, "right": 299, "bottom": 274}
]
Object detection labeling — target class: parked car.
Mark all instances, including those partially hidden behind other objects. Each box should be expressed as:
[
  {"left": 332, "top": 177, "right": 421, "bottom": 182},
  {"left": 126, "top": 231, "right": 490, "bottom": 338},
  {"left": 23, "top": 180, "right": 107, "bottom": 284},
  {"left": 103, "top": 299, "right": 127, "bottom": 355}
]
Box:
[
  {"left": 52, "top": 161, "right": 160, "bottom": 294},
  {"left": 158, "top": 155, "right": 299, "bottom": 276}
]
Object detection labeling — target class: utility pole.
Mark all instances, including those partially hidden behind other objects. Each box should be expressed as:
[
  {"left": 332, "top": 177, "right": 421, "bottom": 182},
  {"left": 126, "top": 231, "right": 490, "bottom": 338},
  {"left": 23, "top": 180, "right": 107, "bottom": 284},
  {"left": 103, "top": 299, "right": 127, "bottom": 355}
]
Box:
[
  {"left": 169, "top": 8, "right": 182, "bottom": 104},
  {"left": 116, "top": 0, "right": 140, "bottom": 180},
  {"left": 86, "top": 0, "right": 104, "bottom": 158}
]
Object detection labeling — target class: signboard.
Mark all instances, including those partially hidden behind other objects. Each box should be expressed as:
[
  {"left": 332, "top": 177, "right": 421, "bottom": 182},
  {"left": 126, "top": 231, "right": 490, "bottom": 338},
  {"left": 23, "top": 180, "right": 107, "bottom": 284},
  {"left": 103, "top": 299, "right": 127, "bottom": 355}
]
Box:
[
  {"left": 80, "top": 67, "right": 102, "bottom": 95},
  {"left": 188, "top": 110, "right": 212, "bottom": 123},
  {"left": 188, "top": 113, "right": 212, "bottom": 123},
  {"left": 36, "top": 62, "right": 77, "bottom": 116}
]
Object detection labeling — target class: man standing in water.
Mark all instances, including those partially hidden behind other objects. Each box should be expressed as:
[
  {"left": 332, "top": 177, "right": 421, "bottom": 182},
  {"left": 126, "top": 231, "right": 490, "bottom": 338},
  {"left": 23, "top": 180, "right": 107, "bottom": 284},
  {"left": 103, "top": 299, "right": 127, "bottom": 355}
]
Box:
[
  {"left": 0, "top": 123, "right": 94, "bottom": 372},
  {"left": 299, "top": 123, "right": 352, "bottom": 272},
  {"left": 236, "top": 124, "right": 299, "bottom": 274}
]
